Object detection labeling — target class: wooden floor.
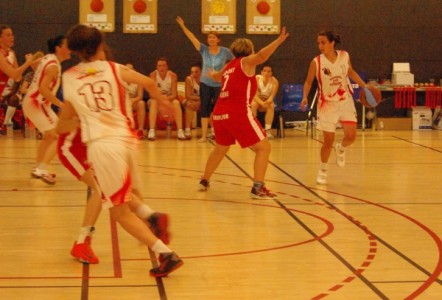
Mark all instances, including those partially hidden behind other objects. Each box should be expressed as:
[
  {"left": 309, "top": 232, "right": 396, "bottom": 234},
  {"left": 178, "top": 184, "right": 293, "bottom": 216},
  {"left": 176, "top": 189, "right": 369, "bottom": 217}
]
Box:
[{"left": 0, "top": 127, "right": 441, "bottom": 300}]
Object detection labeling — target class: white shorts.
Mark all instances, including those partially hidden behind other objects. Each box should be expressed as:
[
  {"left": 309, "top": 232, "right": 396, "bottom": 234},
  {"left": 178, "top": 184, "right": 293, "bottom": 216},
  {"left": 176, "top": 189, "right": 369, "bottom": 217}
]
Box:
[
  {"left": 316, "top": 96, "right": 357, "bottom": 132},
  {"left": 87, "top": 138, "right": 141, "bottom": 209},
  {"left": 22, "top": 99, "right": 58, "bottom": 132}
]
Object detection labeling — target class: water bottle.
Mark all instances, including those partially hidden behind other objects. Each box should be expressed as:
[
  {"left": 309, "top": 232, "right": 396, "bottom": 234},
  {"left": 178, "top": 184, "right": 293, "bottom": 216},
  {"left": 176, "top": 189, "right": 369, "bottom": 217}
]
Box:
[
  {"left": 6, "top": 124, "right": 13, "bottom": 138},
  {"left": 379, "top": 121, "right": 384, "bottom": 130}
]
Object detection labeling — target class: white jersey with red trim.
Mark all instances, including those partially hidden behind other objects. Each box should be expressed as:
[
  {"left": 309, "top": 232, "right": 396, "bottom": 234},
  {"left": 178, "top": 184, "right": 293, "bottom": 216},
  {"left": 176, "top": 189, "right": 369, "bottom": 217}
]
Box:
[
  {"left": 23, "top": 54, "right": 61, "bottom": 105},
  {"left": 0, "top": 49, "right": 16, "bottom": 96},
  {"left": 62, "top": 60, "right": 136, "bottom": 143},
  {"left": 315, "top": 50, "right": 353, "bottom": 102},
  {"left": 256, "top": 74, "right": 273, "bottom": 100},
  {"left": 154, "top": 70, "right": 173, "bottom": 95}
]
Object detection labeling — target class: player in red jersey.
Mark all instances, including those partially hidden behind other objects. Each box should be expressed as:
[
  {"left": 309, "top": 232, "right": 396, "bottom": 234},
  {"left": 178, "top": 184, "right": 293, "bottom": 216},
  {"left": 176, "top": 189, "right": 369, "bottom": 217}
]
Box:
[{"left": 199, "top": 28, "right": 289, "bottom": 200}]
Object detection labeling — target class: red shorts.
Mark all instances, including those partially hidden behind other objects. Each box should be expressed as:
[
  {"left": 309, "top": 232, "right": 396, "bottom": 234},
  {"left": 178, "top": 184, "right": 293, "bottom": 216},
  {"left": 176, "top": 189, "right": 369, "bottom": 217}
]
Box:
[
  {"left": 57, "top": 129, "right": 90, "bottom": 180},
  {"left": 213, "top": 109, "right": 266, "bottom": 148}
]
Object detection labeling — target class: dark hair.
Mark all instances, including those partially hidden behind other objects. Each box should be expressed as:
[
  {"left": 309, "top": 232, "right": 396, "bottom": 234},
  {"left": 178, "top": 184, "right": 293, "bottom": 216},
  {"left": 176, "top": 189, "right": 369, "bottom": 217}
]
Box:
[
  {"left": 261, "top": 63, "right": 273, "bottom": 71},
  {"left": 191, "top": 62, "right": 202, "bottom": 69},
  {"left": 66, "top": 24, "right": 104, "bottom": 61},
  {"left": 0, "top": 25, "right": 11, "bottom": 36},
  {"left": 318, "top": 30, "right": 341, "bottom": 45},
  {"left": 47, "top": 35, "right": 66, "bottom": 53},
  {"left": 157, "top": 57, "right": 169, "bottom": 65}
]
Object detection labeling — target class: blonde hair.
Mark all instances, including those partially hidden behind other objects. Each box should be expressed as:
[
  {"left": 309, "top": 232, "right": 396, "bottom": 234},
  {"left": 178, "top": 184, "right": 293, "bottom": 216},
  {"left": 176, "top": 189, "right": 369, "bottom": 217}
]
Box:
[{"left": 230, "top": 38, "right": 254, "bottom": 58}]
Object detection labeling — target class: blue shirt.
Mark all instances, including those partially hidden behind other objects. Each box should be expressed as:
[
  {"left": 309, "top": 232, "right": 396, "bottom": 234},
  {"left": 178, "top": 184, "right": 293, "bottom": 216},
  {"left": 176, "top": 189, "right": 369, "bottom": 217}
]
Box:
[{"left": 199, "top": 43, "right": 233, "bottom": 87}]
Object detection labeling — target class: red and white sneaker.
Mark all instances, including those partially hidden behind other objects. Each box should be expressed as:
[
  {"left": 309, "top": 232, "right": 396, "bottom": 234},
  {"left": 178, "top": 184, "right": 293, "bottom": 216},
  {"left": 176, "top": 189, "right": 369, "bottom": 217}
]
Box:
[
  {"left": 150, "top": 252, "right": 183, "bottom": 277},
  {"left": 71, "top": 236, "right": 99, "bottom": 264},
  {"left": 31, "top": 168, "right": 56, "bottom": 185},
  {"left": 147, "top": 213, "right": 170, "bottom": 245},
  {"left": 136, "top": 129, "right": 144, "bottom": 140},
  {"left": 250, "top": 185, "right": 277, "bottom": 200}
]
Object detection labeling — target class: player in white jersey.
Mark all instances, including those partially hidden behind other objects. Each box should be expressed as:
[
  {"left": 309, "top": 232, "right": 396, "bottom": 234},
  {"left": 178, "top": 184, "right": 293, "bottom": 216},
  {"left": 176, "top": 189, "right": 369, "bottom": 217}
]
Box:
[
  {"left": 147, "top": 57, "right": 186, "bottom": 141},
  {"left": 251, "top": 63, "right": 279, "bottom": 139},
  {"left": 62, "top": 24, "right": 183, "bottom": 277},
  {"left": 300, "top": 31, "right": 367, "bottom": 185},
  {"left": 182, "top": 63, "right": 201, "bottom": 139},
  {"left": 0, "top": 25, "right": 36, "bottom": 133},
  {"left": 22, "top": 35, "right": 71, "bottom": 184}
]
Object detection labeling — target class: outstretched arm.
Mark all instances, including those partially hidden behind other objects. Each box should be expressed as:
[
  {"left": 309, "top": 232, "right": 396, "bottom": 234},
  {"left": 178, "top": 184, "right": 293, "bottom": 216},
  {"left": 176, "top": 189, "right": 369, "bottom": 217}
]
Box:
[
  {"left": 242, "top": 27, "right": 289, "bottom": 73},
  {"left": 176, "top": 16, "right": 201, "bottom": 51}
]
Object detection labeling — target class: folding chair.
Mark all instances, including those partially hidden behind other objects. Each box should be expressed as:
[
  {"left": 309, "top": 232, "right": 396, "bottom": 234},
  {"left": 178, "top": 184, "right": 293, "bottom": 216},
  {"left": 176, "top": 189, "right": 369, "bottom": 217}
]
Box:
[{"left": 277, "top": 83, "right": 308, "bottom": 138}]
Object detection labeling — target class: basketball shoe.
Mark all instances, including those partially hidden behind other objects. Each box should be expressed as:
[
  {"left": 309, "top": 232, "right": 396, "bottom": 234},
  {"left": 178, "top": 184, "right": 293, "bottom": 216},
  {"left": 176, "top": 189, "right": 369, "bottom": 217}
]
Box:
[
  {"left": 147, "top": 129, "right": 156, "bottom": 141},
  {"left": 31, "top": 168, "right": 56, "bottom": 185},
  {"left": 316, "top": 169, "right": 327, "bottom": 185},
  {"left": 147, "top": 213, "right": 170, "bottom": 245},
  {"left": 177, "top": 129, "right": 187, "bottom": 141},
  {"left": 149, "top": 252, "right": 183, "bottom": 277},
  {"left": 334, "top": 142, "right": 346, "bottom": 167},
  {"left": 199, "top": 178, "right": 210, "bottom": 191},
  {"left": 250, "top": 185, "right": 277, "bottom": 200},
  {"left": 136, "top": 129, "right": 144, "bottom": 140},
  {"left": 71, "top": 236, "right": 99, "bottom": 264},
  {"left": 184, "top": 128, "right": 192, "bottom": 140}
]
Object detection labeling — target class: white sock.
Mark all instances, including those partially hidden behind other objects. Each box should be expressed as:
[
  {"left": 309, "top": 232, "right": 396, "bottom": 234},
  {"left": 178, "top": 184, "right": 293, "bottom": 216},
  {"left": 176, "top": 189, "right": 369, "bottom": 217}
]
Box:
[
  {"left": 185, "top": 127, "right": 191, "bottom": 132},
  {"left": 135, "top": 204, "right": 155, "bottom": 219},
  {"left": 4, "top": 106, "right": 16, "bottom": 124},
  {"left": 77, "top": 226, "right": 94, "bottom": 243},
  {"left": 151, "top": 239, "right": 172, "bottom": 254},
  {"left": 265, "top": 124, "right": 271, "bottom": 131},
  {"left": 320, "top": 162, "right": 328, "bottom": 172}
]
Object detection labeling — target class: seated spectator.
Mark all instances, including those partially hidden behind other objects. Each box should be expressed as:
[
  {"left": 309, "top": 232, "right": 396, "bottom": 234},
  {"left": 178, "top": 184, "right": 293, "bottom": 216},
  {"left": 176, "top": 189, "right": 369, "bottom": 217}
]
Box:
[
  {"left": 125, "top": 63, "right": 146, "bottom": 139},
  {"left": 182, "top": 63, "right": 201, "bottom": 140},
  {"left": 147, "top": 57, "right": 185, "bottom": 141},
  {"left": 251, "top": 63, "right": 278, "bottom": 139}
]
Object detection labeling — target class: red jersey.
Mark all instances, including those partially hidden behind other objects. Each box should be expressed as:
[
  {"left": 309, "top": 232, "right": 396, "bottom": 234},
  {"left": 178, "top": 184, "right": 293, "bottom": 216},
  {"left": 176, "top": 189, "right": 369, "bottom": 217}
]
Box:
[{"left": 213, "top": 57, "right": 257, "bottom": 116}]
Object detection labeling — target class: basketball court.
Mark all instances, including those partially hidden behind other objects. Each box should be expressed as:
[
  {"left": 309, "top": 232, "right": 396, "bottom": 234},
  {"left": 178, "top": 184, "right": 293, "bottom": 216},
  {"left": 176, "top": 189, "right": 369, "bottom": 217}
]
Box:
[{"left": 0, "top": 128, "right": 441, "bottom": 299}]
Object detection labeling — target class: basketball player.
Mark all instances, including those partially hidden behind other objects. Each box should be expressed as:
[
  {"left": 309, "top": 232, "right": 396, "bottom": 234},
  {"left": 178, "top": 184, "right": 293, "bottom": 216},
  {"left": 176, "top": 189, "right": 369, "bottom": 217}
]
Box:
[
  {"left": 147, "top": 57, "right": 186, "bottom": 141},
  {"left": 62, "top": 24, "right": 183, "bottom": 277},
  {"left": 22, "top": 35, "right": 71, "bottom": 184},
  {"left": 251, "top": 63, "right": 279, "bottom": 139},
  {"left": 182, "top": 63, "right": 201, "bottom": 139},
  {"left": 199, "top": 27, "right": 289, "bottom": 200},
  {"left": 300, "top": 31, "right": 367, "bottom": 184},
  {"left": 57, "top": 50, "right": 172, "bottom": 264},
  {"left": 0, "top": 25, "right": 36, "bottom": 131}
]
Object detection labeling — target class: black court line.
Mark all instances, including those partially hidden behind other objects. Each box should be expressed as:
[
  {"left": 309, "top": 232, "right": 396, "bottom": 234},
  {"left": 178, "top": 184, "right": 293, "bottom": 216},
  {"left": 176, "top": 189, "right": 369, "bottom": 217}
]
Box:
[
  {"left": 217, "top": 142, "right": 440, "bottom": 297},
  {"left": 217, "top": 144, "right": 389, "bottom": 297},
  {"left": 268, "top": 160, "right": 442, "bottom": 285},
  {"left": 148, "top": 248, "right": 168, "bottom": 300},
  {"left": 393, "top": 135, "right": 442, "bottom": 153}
]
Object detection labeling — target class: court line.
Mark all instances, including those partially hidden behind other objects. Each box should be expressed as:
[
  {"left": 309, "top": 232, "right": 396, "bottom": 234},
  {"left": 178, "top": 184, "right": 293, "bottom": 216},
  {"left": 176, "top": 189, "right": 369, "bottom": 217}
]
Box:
[
  {"left": 267, "top": 156, "right": 442, "bottom": 299},
  {"left": 81, "top": 264, "right": 89, "bottom": 300},
  {"left": 216, "top": 147, "right": 389, "bottom": 299},
  {"left": 148, "top": 248, "right": 168, "bottom": 300},
  {"left": 393, "top": 136, "right": 442, "bottom": 153}
]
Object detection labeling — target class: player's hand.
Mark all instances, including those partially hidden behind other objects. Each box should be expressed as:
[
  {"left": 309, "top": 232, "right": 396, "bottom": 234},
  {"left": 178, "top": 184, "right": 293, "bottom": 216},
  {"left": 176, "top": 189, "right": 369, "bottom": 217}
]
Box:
[{"left": 300, "top": 98, "right": 308, "bottom": 112}]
